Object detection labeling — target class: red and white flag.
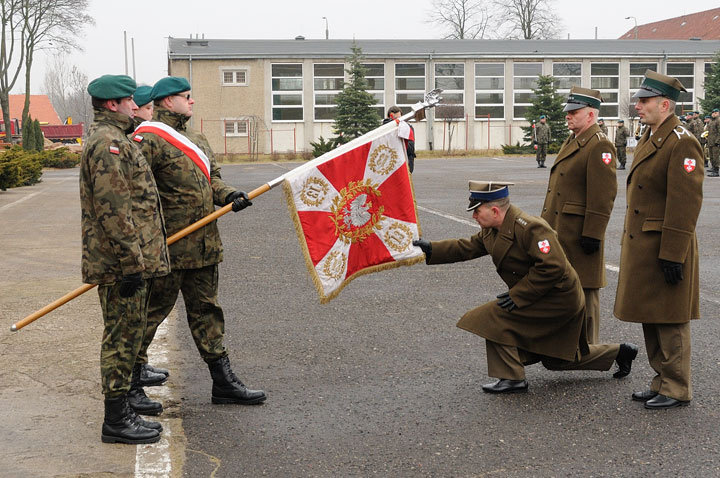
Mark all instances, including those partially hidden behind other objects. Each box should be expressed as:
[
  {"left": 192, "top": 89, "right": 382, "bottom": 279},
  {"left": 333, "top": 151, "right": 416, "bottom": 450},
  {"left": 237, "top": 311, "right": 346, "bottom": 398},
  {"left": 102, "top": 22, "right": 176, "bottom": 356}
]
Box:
[{"left": 283, "top": 122, "right": 423, "bottom": 303}]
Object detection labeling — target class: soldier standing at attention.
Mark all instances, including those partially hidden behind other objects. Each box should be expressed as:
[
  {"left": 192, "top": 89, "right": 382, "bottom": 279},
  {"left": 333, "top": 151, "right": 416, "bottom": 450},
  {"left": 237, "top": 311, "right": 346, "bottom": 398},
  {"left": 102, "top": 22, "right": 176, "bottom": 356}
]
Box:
[
  {"left": 691, "top": 111, "right": 704, "bottom": 144},
  {"left": 412, "top": 182, "right": 637, "bottom": 393},
  {"left": 541, "top": 86, "right": 617, "bottom": 344},
  {"left": 132, "top": 85, "right": 154, "bottom": 127},
  {"left": 707, "top": 108, "right": 720, "bottom": 177},
  {"left": 80, "top": 75, "right": 170, "bottom": 443},
  {"left": 133, "top": 77, "right": 266, "bottom": 407},
  {"left": 597, "top": 118, "right": 608, "bottom": 136},
  {"left": 701, "top": 115, "right": 711, "bottom": 167},
  {"left": 615, "top": 119, "right": 629, "bottom": 170},
  {"left": 534, "top": 114, "right": 550, "bottom": 168},
  {"left": 615, "top": 70, "right": 704, "bottom": 409}
]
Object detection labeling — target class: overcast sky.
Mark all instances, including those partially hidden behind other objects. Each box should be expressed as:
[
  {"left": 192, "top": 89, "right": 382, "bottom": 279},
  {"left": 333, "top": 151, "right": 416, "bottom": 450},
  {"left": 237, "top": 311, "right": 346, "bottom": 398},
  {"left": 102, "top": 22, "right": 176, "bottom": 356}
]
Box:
[{"left": 24, "top": 0, "right": 720, "bottom": 94}]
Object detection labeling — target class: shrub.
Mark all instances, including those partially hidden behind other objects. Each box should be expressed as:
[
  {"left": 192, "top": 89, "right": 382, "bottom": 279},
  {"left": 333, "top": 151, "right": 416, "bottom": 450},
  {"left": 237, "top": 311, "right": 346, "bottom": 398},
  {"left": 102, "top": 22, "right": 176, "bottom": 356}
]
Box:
[
  {"left": 310, "top": 135, "right": 339, "bottom": 158},
  {"left": 501, "top": 142, "right": 535, "bottom": 154},
  {"left": 0, "top": 147, "right": 43, "bottom": 190},
  {"left": 40, "top": 147, "right": 80, "bottom": 168}
]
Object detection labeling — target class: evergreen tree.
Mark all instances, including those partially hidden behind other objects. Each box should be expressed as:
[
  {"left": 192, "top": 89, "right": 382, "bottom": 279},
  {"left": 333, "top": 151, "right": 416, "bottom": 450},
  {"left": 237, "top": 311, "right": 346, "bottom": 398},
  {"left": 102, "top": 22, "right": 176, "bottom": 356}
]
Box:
[
  {"left": 33, "top": 119, "right": 44, "bottom": 151},
  {"left": 522, "top": 75, "right": 567, "bottom": 148},
  {"left": 332, "top": 43, "right": 380, "bottom": 144},
  {"left": 700, "top": 51, "right": 720, "bottom": 114},
  {"left": 22, "top": 115, "right": 34, "bottom": 150}
]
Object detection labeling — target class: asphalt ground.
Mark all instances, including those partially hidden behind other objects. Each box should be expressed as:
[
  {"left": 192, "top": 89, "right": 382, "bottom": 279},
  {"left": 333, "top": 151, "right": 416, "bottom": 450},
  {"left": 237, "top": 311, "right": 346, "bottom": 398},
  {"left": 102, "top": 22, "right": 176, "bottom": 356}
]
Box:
[{"left": 2, "top": 156, "right": 719, "bottom": 477}]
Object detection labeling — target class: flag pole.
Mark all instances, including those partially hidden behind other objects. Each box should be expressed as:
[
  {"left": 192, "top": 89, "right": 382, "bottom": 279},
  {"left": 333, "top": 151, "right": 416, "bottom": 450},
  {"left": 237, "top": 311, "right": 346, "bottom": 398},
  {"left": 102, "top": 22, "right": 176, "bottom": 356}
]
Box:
[{"left": 11, "top": 89, "right": 443, "bottom": 332}]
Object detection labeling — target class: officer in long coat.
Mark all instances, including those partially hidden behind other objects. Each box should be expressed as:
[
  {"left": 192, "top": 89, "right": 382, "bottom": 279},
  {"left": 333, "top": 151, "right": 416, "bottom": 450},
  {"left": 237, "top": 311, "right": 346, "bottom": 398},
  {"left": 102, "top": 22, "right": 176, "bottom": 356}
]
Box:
[
  {"left": 615, "top": 70, "right": 704, "bottom": 409},
  {"left": 413, "top": 182, "right": 637, "bottom": 394},
  {"left": 541, "top": 86, "right": 617, "bottom": 344},
  {"left": 80, "top": 75, "right": 170, "bottom": 444},
  {"left": 133, "top": 77, "right": 266, "bottom": 408}
]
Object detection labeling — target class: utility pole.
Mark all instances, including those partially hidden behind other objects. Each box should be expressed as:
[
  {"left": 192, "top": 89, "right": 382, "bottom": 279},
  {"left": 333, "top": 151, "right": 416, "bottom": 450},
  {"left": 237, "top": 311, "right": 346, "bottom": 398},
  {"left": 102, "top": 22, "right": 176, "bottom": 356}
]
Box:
[
  {"left": 131, "top": 38, "right": 136, "bottom": 79},
  {"left": 123, "top": 31, "right": 128, "bottom": 75},
  {"left": 625, "top": 16, "right": 638, "bottom": 39},
  {"left": 322, "top": 16, "right": 329, "bottom": 39}
]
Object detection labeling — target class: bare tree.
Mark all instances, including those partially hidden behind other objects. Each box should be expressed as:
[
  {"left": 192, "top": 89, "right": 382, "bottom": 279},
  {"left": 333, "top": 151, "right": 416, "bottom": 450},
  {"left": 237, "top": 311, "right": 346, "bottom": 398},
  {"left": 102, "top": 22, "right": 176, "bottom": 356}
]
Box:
[
  {"left": 43, "top": 55, "right": 91, "bottom": 126},
  {"left": 0, "top": 0, "right": 25, "bottom": 142},
  {"left": 21, "top": 0, "right": 93, "bottom": 126},
  {"left": 492, "top": 0, "right": 560, "bottom": 39},
  {"left": 427, "top": 0, "right": 492, "bottom": 39},
  {"left": 435, "top": 104, "right": 465, "bottom": 153}
]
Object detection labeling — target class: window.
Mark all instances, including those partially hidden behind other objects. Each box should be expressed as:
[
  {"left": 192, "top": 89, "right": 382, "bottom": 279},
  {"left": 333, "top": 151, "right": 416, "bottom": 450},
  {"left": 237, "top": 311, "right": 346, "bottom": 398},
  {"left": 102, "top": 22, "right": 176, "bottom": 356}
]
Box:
[
  {"left": 552, "top": 63, "right": 581, "bottom": 93},
  {"left": 363, "top": 63, "right": 385, "bottom": 119},
  {"left": 221, "top": 69, "right": 248, "bottom": 86},
  {"left": 628, "top": 63, "right": 658, "bottom": 116},
  {"left": 223, "top": 119, "right": 248, "bottom": 136},
  {"left": 271, "top": 63, "right": 303, "bottom": 122},
  {"left": 667, "top": 63, "right": 694, "bottom": 115},
  {"left": 474, "top": 63, "right": 504, "bottom": 119},
  {"left": 591, "top": 63, "right": 619, "bottom": 118},
  {"left": 395, "top": 63, "right": 425, "bottom": 115},
  {"left": 435, "top": 63, "right": 464, "bottom": 116},
  {"left": 513, "top": 62, "right": 542, "bottom": 119},
  {"left": 313, "top": 63, "right": 344, "bottom": 121},
  {"left": 706, "top": 62, "right": 716, "bottom": 75}
]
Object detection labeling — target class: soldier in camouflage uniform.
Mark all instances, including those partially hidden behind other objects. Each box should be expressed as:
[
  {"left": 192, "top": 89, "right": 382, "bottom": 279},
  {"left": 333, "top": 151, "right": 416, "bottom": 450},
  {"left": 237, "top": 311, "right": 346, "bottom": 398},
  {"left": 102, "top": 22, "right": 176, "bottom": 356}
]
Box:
[
  {"left": 133, "top": 76, "right": 266, "bottom": 406},
  {"left": 80, "top": 75, "right": 170, "bottom": 444},
  {"left": 132, "top": 85, "right": 154, "bottom": 128},
  {"left": 708, "top": 109, "right": 720, "bottom": 177},
  {"left": 598, "top": 118, "right": 608, "bottom": 136},
  {"left": 534, "top": 115, "right": 550, "bottom": 168},
  {"left": 615, "top": 119, "right": 629, "bottom": 170},
  {"left": 691, "top": 112, "right": 704, "bottom": 144}
]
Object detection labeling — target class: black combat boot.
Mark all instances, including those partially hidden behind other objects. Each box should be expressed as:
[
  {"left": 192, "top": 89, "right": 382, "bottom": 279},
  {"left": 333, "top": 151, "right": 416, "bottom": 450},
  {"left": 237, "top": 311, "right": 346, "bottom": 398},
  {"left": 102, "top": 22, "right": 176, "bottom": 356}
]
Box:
[
  {"left": 208, "top": 356, "right": 267, "bottom": 405},
  {"left": 144, "top": 363, "right": 170, "bottom": 378},
  {"left": 134, "top": 362, "right": 167, "bottom": 387},
  {"left": 613, "top": 343, "right": 638, "bottom": 378},
  {"left": 709, "top": 167, "right": 719, "bottom": 177},
  {"left": 539, "top": 160, "right": 546, "bottom": 168},
  {"left": 128, "top": 364, "right": 163, "bottom": 415},
  {"left": 617, "top": 163, "right": 625, "bottom": 170},
  {"left": 126, "top": 403, "right": 163, "bottom": 432},
  {"left": 101, "top": 396, "right": 160, "bottom": 444}
]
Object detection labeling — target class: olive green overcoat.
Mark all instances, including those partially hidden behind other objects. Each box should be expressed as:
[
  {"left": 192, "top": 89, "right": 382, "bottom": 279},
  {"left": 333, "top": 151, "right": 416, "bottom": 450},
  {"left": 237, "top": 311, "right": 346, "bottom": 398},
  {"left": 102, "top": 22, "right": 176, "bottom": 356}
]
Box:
[
  {"left": 429, "top": 205, "right": 588, "bottom": 361},
  {"left": 614, "top": 115, "right": 703, "bottom": 324},
  {"left": 541, "top": 123, "right": 617, "bottom": 288}
]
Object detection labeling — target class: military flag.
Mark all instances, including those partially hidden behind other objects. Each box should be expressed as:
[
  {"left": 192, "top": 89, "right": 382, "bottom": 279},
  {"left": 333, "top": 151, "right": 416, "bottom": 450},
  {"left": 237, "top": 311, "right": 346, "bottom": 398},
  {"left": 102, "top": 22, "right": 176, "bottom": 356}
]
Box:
[{"left": 284, "top": 121, "right": 424, "bottom": 303}]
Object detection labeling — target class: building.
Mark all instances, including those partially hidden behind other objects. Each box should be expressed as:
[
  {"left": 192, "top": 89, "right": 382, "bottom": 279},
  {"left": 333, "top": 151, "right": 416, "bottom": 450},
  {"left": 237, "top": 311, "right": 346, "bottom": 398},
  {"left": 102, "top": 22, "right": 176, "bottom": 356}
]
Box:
[
  {"left": 620, "top": 8, "right": 720, "bottom": 40},
  {"left": 9, "top": 95, "right": 61, "bottom": 125},
  {"left": 167, "top": 38, "right": 720, "bottom": 154}
]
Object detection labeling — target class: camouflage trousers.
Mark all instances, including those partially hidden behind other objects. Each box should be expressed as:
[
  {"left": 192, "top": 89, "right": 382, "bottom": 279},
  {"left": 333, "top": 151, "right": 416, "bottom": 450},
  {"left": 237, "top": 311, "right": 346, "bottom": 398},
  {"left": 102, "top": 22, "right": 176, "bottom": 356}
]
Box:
[
  {"left": 536, "top": 143, "right": 547, "bottom": 163},
  {"left": 710, "top": 145, "right": 720, "bottom": 169},
  {"left": 98, "top": 279, "right": 151, "bottom": 398},
  {"left": 616, "top": 146, "right": 627, "bottom": 166},
  {"left": 137, "top": 264, "right": 227, "bottom": 365}
]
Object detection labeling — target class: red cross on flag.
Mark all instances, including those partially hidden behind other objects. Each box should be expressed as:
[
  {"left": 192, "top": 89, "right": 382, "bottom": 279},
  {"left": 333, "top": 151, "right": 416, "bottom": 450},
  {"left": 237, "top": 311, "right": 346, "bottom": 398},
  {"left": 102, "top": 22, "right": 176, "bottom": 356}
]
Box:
[{"left": 283, "top": 122, "right": 424, "bottom": 303}]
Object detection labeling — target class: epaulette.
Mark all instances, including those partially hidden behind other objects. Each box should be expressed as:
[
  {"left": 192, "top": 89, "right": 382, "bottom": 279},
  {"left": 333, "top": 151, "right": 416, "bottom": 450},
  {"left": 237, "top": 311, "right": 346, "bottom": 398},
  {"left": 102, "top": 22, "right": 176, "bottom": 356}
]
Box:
[
  {"left": 672, "top": 125, "right": 691, "bottom": 140},
  {"left": 595, "top": 131, "right": 608, "bottom": 141},
  {"left": 516, "top": 216, "right": 528, "bottom": 227}
]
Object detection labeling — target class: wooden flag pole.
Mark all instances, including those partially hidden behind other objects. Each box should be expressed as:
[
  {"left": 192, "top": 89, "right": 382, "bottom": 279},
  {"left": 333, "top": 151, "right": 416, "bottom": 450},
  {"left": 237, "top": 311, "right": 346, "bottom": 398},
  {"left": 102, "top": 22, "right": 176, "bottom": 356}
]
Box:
[{"left": 11, "top": 89, "right": 443, "bottom": 332}]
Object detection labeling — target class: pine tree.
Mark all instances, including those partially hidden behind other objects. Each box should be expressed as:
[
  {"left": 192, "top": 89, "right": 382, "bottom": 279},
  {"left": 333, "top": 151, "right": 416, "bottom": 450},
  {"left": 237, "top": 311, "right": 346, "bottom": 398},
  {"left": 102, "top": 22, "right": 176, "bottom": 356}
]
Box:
[
  {"left": 22, "top": 115, "right": 34, "bottom": 150},
  {"left": 522, "top": 75, "right": 567, "bottom": 148},
  {"left": 700, "top": 51, "right": 720, "bottom": 114},
  {"left": 332, "top": 43, "right": 380, "bottom": 144},
  {"left": 33, "top": 119, "right": 44, "bottom": 151}
]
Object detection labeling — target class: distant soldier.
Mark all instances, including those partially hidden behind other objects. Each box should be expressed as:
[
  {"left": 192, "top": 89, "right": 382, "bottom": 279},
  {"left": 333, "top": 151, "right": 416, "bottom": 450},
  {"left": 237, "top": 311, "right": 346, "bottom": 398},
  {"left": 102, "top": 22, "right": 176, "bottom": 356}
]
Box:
[
  {"left": 702, "top": 115, "right": 711, "bottom": 166},
  {"left": 708, "top": 108, "right": 720, "bottom": 177},
  {"left": 597, "top": 118, "right": 608, "bottom": 136},
  {"left": 615, "top": 119, "right": 629, "bottom": 170},
  {"left": 691, "top": 111, "right": 704, "bottom": 143},
  {"left": 80, "top": 75, "right": 170, "bottom": 444},
  {"left": 132, "top": 85, "right": 154, "bottom": 127},
  {"left": 412, "top": 182, "right": 637, "bottom": 393},
  {"left": 535, "top": 115, "right": 550, "bottom": 168}
]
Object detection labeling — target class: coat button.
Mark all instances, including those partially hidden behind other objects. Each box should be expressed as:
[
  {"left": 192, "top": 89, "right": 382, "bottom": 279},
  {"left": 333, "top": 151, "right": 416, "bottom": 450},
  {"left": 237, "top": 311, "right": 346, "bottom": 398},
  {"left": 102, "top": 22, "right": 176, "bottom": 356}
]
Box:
[
  {"left": 555, "top": 211, "right": 558, "bottom": 215},
  {"left": 629, "top": 234, "right": 634, "bottom": 239},
  {"left": 634, "top": 209, "right": 639, "bottom": 214},
  {"left": 560, "top": 173, "right": 564, "bottom": 176},
  {"left": 543, "top": 208, "right": 547, "bottom": 212},
  {"left": 638, "top": 185, "right": 643, "bottom": 189},
  {"left": 547, "top": 189, "right": 551, "bottom": 192},
  {"left": 557, "top": 192, "right": 560, "bottom": 195}
]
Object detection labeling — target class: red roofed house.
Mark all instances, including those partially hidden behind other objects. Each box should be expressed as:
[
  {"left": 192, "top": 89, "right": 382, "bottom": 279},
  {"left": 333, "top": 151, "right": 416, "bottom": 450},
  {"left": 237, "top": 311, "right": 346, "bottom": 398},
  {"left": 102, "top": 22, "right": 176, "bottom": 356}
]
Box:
[
  {"left": 619, "top": 8, "right": 720, "bottom": 40},
  {"left": 8, "top": 94, "right": 61, "bottom": 126}
]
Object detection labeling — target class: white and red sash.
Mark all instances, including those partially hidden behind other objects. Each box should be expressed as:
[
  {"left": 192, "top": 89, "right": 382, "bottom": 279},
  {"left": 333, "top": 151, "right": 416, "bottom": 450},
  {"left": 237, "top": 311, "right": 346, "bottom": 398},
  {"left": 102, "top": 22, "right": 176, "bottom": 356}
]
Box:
[{"left": 134, "top": 121, "right": 211, "bottom": 183}]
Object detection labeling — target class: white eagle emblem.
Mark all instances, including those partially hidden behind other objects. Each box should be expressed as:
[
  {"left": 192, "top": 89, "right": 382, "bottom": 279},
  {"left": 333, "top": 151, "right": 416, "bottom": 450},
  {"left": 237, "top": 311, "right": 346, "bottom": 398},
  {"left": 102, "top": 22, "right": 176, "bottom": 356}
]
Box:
[
  {"left": 683, "top": 158, "right": 696, "bottom": 173},
  {"left": 601, "top": 152, "right": 612, "bottom": 165},
  {"left": 538, "top": 239, "right": 550, "bottom": 254},
  {"left": 343, "top": 194, "right": 372, "bottom": 227}
]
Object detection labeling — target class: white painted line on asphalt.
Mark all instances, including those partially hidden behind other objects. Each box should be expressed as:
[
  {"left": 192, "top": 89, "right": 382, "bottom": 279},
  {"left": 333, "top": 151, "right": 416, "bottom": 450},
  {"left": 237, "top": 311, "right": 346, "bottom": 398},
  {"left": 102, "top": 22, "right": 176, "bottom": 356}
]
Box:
[{"left": 135, "top": 319, "right": 173, "bottom": 477}]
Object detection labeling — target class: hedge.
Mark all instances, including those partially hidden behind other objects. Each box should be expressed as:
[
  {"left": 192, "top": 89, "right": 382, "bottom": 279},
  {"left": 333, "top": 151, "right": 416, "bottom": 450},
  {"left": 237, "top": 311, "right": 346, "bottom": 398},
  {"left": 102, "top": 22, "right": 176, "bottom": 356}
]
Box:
[{"left": 0, "top": 146, "right": 80, "bottom": 190}]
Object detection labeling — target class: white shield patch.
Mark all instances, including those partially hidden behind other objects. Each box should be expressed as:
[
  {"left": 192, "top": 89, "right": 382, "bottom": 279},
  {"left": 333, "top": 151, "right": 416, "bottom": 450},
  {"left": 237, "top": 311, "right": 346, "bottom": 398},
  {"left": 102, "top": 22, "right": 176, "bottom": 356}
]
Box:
[
  {"left": 601, "top": 152, "right": 612, "bottom": 165},
  {"left": 683, "top": 158, "right": 696, "bottom": 173},
  {"left": 538, "top": 239, "right": 551, "bottom": 254}
]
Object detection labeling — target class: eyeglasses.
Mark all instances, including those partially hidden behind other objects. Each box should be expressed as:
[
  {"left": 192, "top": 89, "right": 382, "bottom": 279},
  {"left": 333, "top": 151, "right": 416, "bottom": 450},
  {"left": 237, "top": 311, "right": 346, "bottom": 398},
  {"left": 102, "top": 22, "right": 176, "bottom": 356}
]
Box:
[{"left": 174, "top": 93, "right": 191, "bottom": 100}]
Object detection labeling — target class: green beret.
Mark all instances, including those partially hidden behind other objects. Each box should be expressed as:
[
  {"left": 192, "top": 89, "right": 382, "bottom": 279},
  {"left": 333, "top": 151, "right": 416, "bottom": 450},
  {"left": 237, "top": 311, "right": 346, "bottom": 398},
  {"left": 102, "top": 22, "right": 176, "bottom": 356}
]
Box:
[
  {"left": 87, "top": 75, "right": 136, "bottom": 100},
  {"left": 151, "top": 76, "right": 191, "bottom": 100},
  {"left": 133, "top": 85, "right": 153, "bottom": 107},
  {"left": 714, "top": 108, "right": 720, "bottom": 113}
]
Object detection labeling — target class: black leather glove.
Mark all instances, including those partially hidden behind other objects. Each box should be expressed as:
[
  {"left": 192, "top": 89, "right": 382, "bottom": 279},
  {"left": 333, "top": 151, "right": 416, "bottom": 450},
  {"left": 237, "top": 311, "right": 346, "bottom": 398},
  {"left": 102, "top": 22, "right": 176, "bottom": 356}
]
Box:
[
  {"left": 635, "top": 135, "right": 640, "bottom": 141},
  {"left": 660, "top": 259, "right": 683, "bottom": 285},
  {"left": 226, "top": 190, "right": 252, "bottom": 212},
  {"left": 118, "top": 272, "right": 143, "bottom": 298},
  {"left": 579, "top": 236, "right": 601, "bottom": 254},
  {"left": 496, "top": 291, "right": 517, "bottom": 312},
  {"left": 412, "top": 239, "right": 432, "bottom": 263}
]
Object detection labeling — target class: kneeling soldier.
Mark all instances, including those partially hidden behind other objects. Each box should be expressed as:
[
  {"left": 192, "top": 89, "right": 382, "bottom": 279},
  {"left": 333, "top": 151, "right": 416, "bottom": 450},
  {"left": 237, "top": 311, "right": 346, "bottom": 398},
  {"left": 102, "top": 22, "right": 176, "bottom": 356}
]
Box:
[{"left": 413, "top": 181, "right": 637, "bottom": 393}]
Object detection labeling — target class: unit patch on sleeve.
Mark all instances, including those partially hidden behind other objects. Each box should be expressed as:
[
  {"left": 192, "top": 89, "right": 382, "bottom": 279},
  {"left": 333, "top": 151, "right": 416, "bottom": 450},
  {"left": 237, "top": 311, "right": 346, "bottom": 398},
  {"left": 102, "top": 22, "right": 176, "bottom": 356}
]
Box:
[
  {"left": 538, "top": 239, "right": 550, "bottom": 254},
  {"left": 683, "top": 158, "right": 696, "bottom": 173},
  {"left": 109, "top": 146, "right": 120, "bottom": 155},
  {"left": 601, "top": 152, "right": 612, "bottom": 165},
  {"left": 133, "top": 135, "right": 143, "bottom": 143}
]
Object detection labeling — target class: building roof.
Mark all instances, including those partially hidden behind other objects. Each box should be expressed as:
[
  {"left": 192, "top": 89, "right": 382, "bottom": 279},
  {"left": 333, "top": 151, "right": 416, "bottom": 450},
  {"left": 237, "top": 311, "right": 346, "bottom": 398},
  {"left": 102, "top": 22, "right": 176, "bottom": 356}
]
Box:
[
  {"left": 619, "top": 8, "right": 720, "bottom": 40},
  {"left": 9, "top": 95, "right": 61, "bottom": 125},
  {"left": 169, "top": 38, "right": 720, "bottom": 60}
]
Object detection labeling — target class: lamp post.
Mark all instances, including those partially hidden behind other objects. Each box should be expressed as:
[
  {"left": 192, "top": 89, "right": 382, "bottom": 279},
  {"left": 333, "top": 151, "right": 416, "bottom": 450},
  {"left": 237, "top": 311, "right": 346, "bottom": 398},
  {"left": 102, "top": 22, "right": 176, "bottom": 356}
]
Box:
[
  {"left": 625, "top": 16, "right": 638, "bottom": 39},
  {"left": 322, "top": 16, "right": 329, "bottom": 40}
]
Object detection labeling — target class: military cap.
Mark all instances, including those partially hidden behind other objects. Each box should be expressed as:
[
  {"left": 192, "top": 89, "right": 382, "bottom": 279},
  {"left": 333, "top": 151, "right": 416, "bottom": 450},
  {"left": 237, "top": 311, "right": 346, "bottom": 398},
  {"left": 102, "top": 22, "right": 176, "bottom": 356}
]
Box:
[
  {"left": 632, "top": 70, "right": 686, "bottom": 101},
  {"left": 467, "top": 181, "right": 514, "bottom": 211},
  {"left": 539, "top": 114, "right": 546, "bottom": 119},
  {"left": 151, "top": 76, "right": 192, "bottom": 100},
  {"left": 564, "top": 86, "right": 603, "bottom": 112},
  {"left": 87, "top": 75, "right": 136, "bottom": 100},
  {"left": 618, "top": 119, "right": 624, "bottom": 123},
  {"left": 713, "top": 108, "right": 720, "bottom": 113},
  {"left": 133, "top": 85, "right": 153, "bottom": 107}
]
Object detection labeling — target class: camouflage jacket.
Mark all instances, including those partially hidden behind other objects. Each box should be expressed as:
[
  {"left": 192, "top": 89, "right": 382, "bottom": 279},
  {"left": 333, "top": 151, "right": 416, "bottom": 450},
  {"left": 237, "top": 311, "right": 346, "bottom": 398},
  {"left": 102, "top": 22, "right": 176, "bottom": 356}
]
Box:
[
  {"left": 134, "top": 107, "right": 236, "bottom": 269},
  {"left": 691, "top": 118, "right": 704, "bottom": 141},
  {"left": 535, "top": 122, "right": 550, "bottom": 143},
  {"left": 614, "top": 125, "right": 629, "bottom": 147},
  {"left": 709, "top": 117, "right": 720, "bottom": 146},
  {"left": 79, "top": 108, "right": 170, "bottom": 284}
]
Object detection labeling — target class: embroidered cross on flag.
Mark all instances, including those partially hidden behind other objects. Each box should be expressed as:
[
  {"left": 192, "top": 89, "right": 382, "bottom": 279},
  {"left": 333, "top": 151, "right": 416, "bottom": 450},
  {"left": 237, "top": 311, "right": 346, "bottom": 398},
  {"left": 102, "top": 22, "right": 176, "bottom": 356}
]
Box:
[
  {"left": 283, "top": 123, "right": 424, "bottom": 303},
  {"left": 538, "top": 239, "right": 551, "bottom": 254}
]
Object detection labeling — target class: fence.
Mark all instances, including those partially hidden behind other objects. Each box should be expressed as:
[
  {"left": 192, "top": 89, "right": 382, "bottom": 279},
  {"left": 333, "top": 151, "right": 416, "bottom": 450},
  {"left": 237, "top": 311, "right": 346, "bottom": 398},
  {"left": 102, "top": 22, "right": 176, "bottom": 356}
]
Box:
[{"left": 199, "top": 117, "right": 297, "bottom": 158}]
